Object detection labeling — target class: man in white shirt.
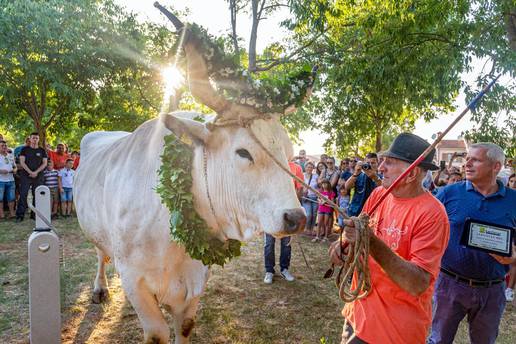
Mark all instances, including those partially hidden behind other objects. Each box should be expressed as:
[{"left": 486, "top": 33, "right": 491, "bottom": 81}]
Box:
[{"left": 0, "top": 140, "right": 17, "bottom": 219}]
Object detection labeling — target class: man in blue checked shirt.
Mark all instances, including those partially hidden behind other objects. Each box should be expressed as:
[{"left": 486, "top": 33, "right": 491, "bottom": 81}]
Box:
[{"left": 429, "top": 143, "right": 516, "bottom": 344}]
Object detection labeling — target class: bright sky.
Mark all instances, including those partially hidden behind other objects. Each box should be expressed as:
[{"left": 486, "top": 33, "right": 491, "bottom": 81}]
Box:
[{"left": 118, "top": 1, "right": 508, "bottom": 155}]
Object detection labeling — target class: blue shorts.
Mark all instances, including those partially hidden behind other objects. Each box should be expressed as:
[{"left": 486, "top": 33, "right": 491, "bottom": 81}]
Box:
[
  {"left": 0, "top": 181, "right": 16, "bottom": 202},
  {"left": 61, "top": 187, "right": 73, "bottom": 202}
]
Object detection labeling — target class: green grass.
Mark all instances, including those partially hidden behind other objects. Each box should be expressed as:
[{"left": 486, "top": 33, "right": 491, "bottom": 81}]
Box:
[{"left": 0, "top": 217, "right": 514, "bottom": 343}]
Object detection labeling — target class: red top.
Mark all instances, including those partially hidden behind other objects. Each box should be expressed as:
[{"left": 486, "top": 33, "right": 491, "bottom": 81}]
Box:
[
  {"left": 342, "top": 187, "right": 449, "bottom": 344},
  {"left": 48, "top": 150, "right": 70, "bottom": 170},
  {"left": 72, "top": 155, "right": 80, "bottom": 170},
  {"left": 288, "top": 161, "right": 304, "bottom": 190}
]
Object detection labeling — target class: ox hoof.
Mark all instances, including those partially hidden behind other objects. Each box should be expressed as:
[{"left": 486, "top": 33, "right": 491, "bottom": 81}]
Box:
[
  {"left": 92, "top": 287, "right": 109, "bottom": 304},
  {"left": 145, "top": 335, "right": 166, "bottom": 344},
  {"left": 181, "top": 318, "right": 195, "bottom": 338}
]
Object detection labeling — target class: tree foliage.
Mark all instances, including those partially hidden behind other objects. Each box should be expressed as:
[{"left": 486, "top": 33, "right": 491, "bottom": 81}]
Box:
[
  {"left": 286, "top": 0, "right": 515, "bottom": 156},
  {"left": 0, "top": 0, "right": 175, "bottom": 148}
]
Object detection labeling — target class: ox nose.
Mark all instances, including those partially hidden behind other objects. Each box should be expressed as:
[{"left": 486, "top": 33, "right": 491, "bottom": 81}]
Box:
[{"left": 283, "top": 209, "right": 306, "bottom": 234}]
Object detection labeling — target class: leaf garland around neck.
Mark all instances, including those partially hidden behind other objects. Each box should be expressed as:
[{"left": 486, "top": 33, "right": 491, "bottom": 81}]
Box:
[{"left": 156, "top": 134, "right": 241, "bottom": 267}]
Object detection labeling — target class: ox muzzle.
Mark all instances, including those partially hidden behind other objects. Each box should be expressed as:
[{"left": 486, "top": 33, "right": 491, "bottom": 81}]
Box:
[{"left": 282, "top": 208, "right": 306, "bottom": 235}]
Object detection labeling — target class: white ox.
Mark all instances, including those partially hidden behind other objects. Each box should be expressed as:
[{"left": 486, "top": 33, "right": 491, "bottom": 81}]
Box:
[
  {"left": 75, "top": 5, "right": 311, "bottom": 342},
  {"left": 75, "top": 112, "right": 306, "bottom": 344}
]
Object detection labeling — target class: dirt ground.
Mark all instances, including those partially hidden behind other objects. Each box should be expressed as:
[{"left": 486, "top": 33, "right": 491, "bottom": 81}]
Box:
[{"left": 0, "top": 217, "right": 514, "bottom": 343}]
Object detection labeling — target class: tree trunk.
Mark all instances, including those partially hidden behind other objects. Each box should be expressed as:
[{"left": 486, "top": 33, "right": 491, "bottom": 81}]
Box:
[
  {"left": 36, "top": 123, "right": 46, "bottom": 148},
  {"left": 168, "top": 89, "right": 185, "bottom": 112},
  {"left": 375, "top": 125, "right": 382, "bottom": 152},
  {"left": 24, "top": 95, "right": 47, "bottom": 147},
  {"left": 229, "top": 0, "right": 239, "bottom": 57},
  {"left": 248, "top": 0, "right": 264, "bottom": 72}
]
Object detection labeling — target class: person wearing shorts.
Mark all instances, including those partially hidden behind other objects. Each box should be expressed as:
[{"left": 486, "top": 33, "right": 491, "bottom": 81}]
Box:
[
  {"left": 313, "top": 179, "right": 335, "bottom": 243},
  {"left": 58, "top": 159, "right": 75, "bottom": 217},
  {"left": 0, "top": 140, "right": 17, "bottom": 219},
  {"left": 44, "top": 160, "right": 60, "bottom": 218}
]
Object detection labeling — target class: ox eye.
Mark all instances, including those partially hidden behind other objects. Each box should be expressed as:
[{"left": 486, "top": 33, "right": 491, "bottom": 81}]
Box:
[{"left": 236, "top": 149, "right": 254, "bottom": 162}]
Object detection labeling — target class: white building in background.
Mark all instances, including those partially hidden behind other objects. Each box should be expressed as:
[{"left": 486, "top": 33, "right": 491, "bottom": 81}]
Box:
[{"left": 435, "top": 137, "right": 469, "bottom": 168}]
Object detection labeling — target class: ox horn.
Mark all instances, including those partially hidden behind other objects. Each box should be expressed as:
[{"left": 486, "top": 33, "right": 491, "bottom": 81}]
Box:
[
  {"left": 154, "top": 2, "right": 234, "bottom": 117},
  {"left": 153, "top": 2, "right": 184, "bottom": 31}
]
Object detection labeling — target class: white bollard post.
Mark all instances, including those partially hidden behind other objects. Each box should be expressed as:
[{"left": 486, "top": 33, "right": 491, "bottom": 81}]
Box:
[{"left": 28, "top": 185, "right": 61, "bottom": 344}]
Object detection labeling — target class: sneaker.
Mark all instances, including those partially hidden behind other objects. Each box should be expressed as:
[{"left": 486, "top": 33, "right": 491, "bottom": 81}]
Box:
[
  {"left": 505, "top": 288, "right": 514, "bottom": 302},
  {"left": 311, "top": 237, "right": 319, "bottom": 243},
  {"left": 280, "top": 269, "right": 295, "bottom": 282},
  {"left": 264, "top": 272, "right": 274, "bottom": 284}
]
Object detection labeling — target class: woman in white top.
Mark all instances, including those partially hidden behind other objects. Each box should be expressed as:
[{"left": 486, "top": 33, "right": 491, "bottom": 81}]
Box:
[{"left": 0, "top": 140, "right": 17, "bottom": 218}]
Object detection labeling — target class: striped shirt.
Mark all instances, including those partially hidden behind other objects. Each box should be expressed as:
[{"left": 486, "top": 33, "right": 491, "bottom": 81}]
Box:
[{"left": 44, "top": 169, "right": 59, "bottom": 188}]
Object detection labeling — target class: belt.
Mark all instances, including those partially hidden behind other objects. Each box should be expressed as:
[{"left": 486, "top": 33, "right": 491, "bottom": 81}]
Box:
[{"left": 440, "top": 268, "right": 504, "bottom": 288}]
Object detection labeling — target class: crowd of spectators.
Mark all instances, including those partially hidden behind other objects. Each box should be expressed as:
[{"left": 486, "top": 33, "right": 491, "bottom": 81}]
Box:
[
  {"left": 0, "top": 132, "right": 80, "bottom": 222},
  {"left": 294, "top": 147, "right": 514, "bottom": 243}
]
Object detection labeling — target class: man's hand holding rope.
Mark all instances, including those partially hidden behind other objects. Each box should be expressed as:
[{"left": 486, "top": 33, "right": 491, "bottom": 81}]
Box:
[{"left": 328, "top": 214, "right": 373, "bottom": 302}]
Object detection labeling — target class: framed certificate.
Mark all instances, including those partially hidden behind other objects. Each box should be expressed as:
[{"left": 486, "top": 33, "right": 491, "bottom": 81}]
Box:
[{"left": 460, "top": 218, "right": 514, "bottom": 257}]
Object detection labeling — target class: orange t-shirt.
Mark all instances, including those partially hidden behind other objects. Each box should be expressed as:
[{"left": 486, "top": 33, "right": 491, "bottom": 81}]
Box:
[
  {"left": 48, "top": 150, "right": 70, "bottom": 170},
  {"left": 288, "top": 161, "right": 304, "bottom": 190},
  {"left": 342, "top": 187, "right": 449, "bottom": 344},
  {"left": 72, "top": 155, "right": 80, "bottom": 170}
]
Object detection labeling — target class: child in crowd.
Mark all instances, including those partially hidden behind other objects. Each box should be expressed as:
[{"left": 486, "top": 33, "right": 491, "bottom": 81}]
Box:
[
  {"left": 337, "top": 185, "right": 350, "bottom": 231},
  {"left": 313, "top": 179, "right": 335, "bottom": 243},
  {"left": 44, "top": 160, "right": 60, "bottom": 219},
  {"left": 58, "top": 158, "right": 75, "bottom": 217}
]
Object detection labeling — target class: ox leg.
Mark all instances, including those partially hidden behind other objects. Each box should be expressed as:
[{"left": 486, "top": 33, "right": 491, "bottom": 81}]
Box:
[
  {"left": 169, "top": 296, "right": 200, "bottom": 344},
  {"left": 92, "top": 246, "right": 109, "bottom": 303},
  {"left": 121, "top": 273, "right": 170, "bottom": 344}
]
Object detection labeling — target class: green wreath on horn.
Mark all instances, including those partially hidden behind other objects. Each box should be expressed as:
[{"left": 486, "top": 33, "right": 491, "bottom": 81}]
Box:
[
  {"left": 156, "top": 134, "right": 241, "bottom": 267},
  {"left": 175, "top": 24, "right": 316, "bottom": 114}
]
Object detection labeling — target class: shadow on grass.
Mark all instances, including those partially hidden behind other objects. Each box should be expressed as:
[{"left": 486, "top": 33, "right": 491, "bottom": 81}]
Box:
[{"left": 70, "top": 299, "right": 107, "bottom": 344}]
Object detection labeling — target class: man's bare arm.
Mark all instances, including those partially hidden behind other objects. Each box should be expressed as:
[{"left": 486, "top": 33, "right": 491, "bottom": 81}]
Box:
[
  {"left": 342, "top": 219, "right": 431, "bottom": 296},
  {"left": 330, "top": 171, "right": 340, "bottom": 188},
  {"left": 369, "top": 235, "right": 431, "bottom": 296},
  {"left": 345, "top": 174, "right": 358, "bottom": 190}
]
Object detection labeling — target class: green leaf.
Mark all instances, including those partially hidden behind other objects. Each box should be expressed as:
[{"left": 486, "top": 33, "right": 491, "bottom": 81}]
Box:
[{"left": 156, "top": 135, "right": 241, "bottom": 267}]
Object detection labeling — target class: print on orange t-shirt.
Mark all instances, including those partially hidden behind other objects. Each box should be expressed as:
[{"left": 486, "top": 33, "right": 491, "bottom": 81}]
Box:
[{"left": 342, "top": 187, "right": 449, "bottom": 344}]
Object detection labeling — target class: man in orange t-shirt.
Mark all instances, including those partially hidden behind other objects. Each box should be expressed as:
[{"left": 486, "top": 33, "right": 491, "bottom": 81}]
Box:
[
  {"left": 330, "top": 133, "right": 450, "bottom": 344},
  {"left": 47, "top": 143, "right": 70, "bottom": 170}
]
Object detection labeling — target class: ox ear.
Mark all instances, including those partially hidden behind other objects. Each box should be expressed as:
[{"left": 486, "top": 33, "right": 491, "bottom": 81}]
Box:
[{"left": 160, "top": 114, "right": 209, "bottom": 145}]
